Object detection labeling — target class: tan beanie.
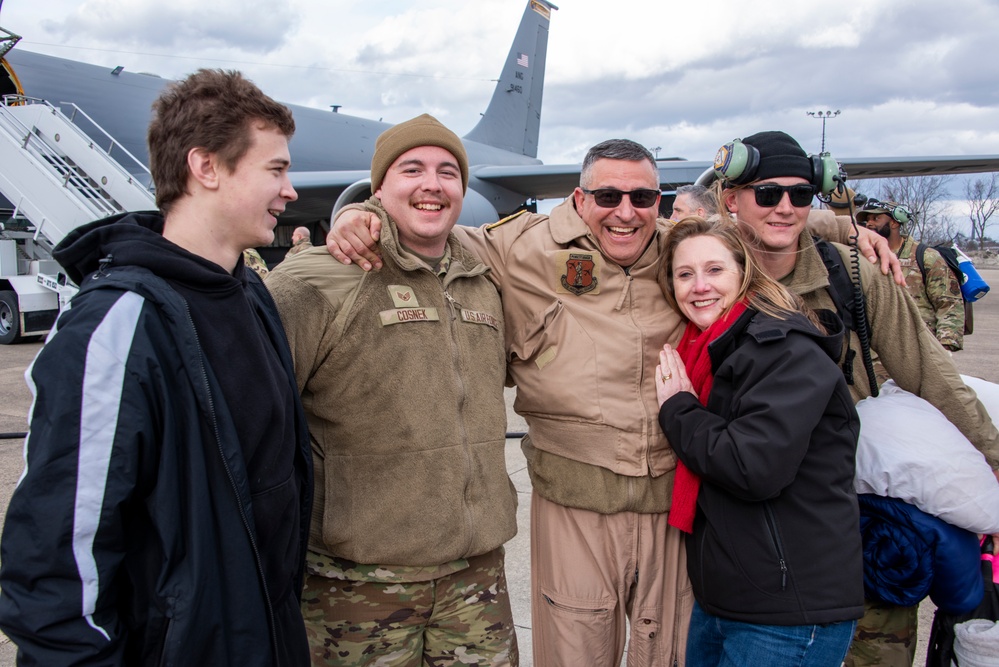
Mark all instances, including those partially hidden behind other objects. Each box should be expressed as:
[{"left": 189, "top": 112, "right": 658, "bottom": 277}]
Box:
[{"left": 370, "top": 114, "right": 469, "bottom": 193}]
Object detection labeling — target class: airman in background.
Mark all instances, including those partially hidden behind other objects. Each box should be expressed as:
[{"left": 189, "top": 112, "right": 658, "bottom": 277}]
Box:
[
  {"left": 669, "top": 183, "right": 717, "bottom": 221},
  {"left": 858, "top": 199, "right": 964, "bottom": 351},
  {"left": 285, "top": 226, "right": 314, "bottom": 259}
]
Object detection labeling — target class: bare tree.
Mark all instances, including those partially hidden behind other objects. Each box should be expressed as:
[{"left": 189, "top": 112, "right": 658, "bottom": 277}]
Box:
[
  {"left": 965, "top": 173, "right": 999, "bottom": 249},
  {"left": 852, "top": 175, "right": 954, "bottom": 243}
]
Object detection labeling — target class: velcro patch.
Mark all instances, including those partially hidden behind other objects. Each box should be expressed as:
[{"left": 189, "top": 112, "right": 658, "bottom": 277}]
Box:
[
  {"left": 380, "top": 308, "right": 440, "bottom": 326},
  {"left": 535, "top": 346, "right": 557, "bottom": 370},
  {"left": 461, "top": 309, "right": 500, "bottom": 330},
  {"left": 388, "top": 284, "right": 420, "bottom": 308},
  {"left": 554, "top": 250, "right": 602, "bottom": 296}
]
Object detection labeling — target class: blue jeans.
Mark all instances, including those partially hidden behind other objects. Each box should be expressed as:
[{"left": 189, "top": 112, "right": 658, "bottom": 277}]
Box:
[{"left": 687, "top": 601, "right": 857, "bottom": 667}]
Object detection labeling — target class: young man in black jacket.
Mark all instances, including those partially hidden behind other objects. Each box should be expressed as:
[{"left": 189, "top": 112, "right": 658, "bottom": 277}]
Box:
[{"left": 0, "top": 69, "right": 313, "bottom": 666}]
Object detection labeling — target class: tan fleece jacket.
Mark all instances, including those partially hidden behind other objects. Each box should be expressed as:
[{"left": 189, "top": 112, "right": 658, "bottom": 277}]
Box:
[{"left": 266, "top": 200, "right": 516, "bottom": 567}]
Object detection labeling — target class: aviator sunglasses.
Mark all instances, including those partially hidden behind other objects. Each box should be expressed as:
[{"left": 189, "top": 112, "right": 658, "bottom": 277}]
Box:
[
  {"left": 748, "top": 183, "right": 817, "bottom": 208},
  {"left": 581, "top": 188, "right": 660, "bottom": 209}
]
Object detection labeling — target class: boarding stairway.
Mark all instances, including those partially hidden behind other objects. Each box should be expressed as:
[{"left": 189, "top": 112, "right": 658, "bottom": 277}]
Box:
[
  {"left": 0, "top": 95, "right": 155, "bottom": 253},
  {"left": 0, "top": 95, "right": 156, "bottom": 341}
]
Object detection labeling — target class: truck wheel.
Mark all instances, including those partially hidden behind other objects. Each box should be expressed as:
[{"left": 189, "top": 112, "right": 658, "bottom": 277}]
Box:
[{"left": 0, "top": 290, "right": 23, "bottom": 345}]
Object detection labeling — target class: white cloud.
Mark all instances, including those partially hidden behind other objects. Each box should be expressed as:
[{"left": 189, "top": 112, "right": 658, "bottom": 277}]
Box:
[{"left": 3, "top": 0, "right": 997, "bottom": 168}]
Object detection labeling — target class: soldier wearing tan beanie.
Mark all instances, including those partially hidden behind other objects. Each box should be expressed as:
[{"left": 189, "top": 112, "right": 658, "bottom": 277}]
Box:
[
  {"left": 267, "top": 114, "right": 517, "bottom": 665},
  {"left": 370, "top": 113, "right": 469, "bottom": 193}
]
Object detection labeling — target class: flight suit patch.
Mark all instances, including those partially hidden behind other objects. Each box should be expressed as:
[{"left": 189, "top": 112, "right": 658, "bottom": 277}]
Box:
[{"left": 555, "top": 251, "right": 601, "bottom": 296}]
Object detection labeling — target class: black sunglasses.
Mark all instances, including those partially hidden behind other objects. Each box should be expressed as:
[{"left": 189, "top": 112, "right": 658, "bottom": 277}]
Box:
[
  {"left": 749, "top": 183, "right": 816, "bottom": 208},
  {"left": 581, "top": 188, "right": 660, "bottom": 209}
]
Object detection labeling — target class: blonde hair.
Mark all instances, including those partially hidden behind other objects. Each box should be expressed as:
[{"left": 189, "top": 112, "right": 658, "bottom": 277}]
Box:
[{"left": 657, "top": 216, "right": 815, "bottom": 325}]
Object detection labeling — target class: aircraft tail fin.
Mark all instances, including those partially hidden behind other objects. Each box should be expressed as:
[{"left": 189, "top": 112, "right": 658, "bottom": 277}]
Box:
[{"left": 464, "top": 0, "right": 556, "bottom": 159}]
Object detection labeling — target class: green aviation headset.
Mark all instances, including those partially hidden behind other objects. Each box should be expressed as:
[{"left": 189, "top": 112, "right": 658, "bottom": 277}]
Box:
[
  {"left": 883, "top": 201, "right": 913, "bottom": 225},
  {"left": 860, "top": 199, "right": 914, "bottom": 226},
  {"left": 713, "top": 138, "right": 841, "bottom": 195}
]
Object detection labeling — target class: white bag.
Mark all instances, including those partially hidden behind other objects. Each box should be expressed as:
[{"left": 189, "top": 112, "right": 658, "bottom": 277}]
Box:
[
  {"left": 854, "top": 378, "right": 999, "bottom": 534},
  {"left": 953, "top": 619, "right": 999, "bottom": 667}
]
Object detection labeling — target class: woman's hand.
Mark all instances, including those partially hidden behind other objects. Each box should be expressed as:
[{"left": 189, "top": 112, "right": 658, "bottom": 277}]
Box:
[{"left": 656, "top": 344, "right": 695, "bottom": 407}]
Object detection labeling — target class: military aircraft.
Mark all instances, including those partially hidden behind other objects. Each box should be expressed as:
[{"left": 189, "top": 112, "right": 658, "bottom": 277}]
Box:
[
  {"left": 0, "top": 1, "right": 567, "bottom": 237},
  {"left": 2, "top": 0, "right": 999, "bottom": 249}
]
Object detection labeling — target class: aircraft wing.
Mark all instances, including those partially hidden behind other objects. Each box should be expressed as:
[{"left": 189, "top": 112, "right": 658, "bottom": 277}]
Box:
[
  {"left": 470, "top": 160, "right": 714, "bottom": 201},
  {"left": 296, "top": 154, "right": 999, "bottom": 222},
  {"left": 839, "top": 155, "right": 999, "bottom": 179}
]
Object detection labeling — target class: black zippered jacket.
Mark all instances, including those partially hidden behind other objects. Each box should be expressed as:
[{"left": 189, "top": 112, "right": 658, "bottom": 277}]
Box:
[
  {"left": 659, "top": 307, "right": 864, "bottom": 625},
  {"left": 0, "top": 212, "right": 313, "bottom": 666}
]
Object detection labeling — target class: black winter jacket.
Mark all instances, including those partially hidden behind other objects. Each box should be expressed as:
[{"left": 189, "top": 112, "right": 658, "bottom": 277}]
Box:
[
  {"left": 0, "top": 213, "right": 313, "bottom": 666},
  {"left": 659, "top": 307, "right": 864, "bottom": 626}
]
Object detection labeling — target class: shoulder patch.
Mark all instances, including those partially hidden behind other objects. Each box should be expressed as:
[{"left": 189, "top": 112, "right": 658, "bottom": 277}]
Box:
[{"left": 485, "top": 209, "right": 530, "bottom": 230}]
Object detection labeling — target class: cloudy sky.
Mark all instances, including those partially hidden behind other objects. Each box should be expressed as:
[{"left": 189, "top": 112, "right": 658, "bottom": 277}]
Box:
[{"left": 3, "top": 0, "right": 998, "bottom": 184}]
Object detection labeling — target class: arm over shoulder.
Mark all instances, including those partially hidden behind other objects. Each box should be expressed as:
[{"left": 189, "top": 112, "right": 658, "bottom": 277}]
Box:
[{"left": 452, "top": 210, "right": 548, "bottom": 287}]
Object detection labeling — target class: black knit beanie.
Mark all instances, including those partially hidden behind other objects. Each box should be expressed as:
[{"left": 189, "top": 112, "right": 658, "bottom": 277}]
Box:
[{"left": 742, "top": 131, "right": 813, "bottom": 182}]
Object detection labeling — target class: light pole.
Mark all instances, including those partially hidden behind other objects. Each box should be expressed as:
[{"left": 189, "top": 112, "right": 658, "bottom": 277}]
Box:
[{"left": 806, "top": 110, "right": 840, "bottom": 153}]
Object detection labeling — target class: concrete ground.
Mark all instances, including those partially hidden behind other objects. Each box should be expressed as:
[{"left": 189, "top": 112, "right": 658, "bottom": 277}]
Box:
[{"left": 1, "top": 267, "right": 998, "bottom": 665}]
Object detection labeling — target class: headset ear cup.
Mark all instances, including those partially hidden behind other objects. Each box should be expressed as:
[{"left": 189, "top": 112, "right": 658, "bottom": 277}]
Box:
[
  {"left": 714, "top": 139, "right": 759, "bottom": 186},
  {"left": 892, "top": 206, "right": 911, "bottom": 225},
  {"left": 814, "top": 153, "right": 839, "bottom": 195}
]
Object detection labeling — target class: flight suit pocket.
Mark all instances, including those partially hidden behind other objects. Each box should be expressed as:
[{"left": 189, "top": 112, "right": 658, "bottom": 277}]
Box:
[
  {"left": 538, "top": 587, "right": 616, "bottom": 665},
  {"left": 510, "top": 299, "right": 602, "bottom": 422}
]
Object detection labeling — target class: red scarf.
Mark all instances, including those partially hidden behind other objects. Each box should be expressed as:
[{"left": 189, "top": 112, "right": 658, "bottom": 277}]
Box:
[{"left": 667, "top": 299, "right": 749, "bottom": 533}]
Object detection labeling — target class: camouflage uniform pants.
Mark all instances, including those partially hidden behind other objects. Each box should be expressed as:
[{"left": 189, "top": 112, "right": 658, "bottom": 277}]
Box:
[
  {"left": 844, "top": 599, "right": 918, "bottom": 667},
  {"left": 301, "top": 547, "right": 518, "bottom": 666}
]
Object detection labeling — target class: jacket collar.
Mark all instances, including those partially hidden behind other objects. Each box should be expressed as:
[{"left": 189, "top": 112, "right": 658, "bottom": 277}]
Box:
[
  {"left": 781, "top": 233, "right": 833, "bottom": 298},
  {"left": 708, "top": 305, "right": 846, "bottom": 368},
  {"left": 547, "top": 197, "right": 668, "bottom": 272},
  {"left": 548, "top": 197, "right": 594, "bottom": 246},
  {"left": 364, "top": 197, "right": 492, "bottom": 283}
]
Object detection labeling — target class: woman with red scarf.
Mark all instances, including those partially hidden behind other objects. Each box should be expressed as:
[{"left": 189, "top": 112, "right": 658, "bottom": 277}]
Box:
[{"left": 654, "top": 217, "right": 864, "bottom": 667}]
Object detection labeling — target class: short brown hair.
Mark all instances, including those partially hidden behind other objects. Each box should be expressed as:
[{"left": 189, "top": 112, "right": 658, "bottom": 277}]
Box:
[{"left": 148, "top": 69, "right": 295, "bottom": 213}]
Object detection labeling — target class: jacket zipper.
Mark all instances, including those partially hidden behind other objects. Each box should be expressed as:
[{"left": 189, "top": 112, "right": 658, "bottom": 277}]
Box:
[
  {"left": 185, "top": 306, "right": 281, "bottom": 665},
  {"left": 442, "top": 284, "right": 475, "bottom": 556},
  {"left": 763, "top": 502, "right": 788, "bottom": 591}
]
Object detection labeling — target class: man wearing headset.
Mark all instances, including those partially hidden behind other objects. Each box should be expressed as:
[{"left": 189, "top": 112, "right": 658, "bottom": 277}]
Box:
[
  {"left": 858, "top": 200, "right": 965, "bottom": 351},
  {"left": 713, "top": 131, "right": 998, "bottom": 667}
]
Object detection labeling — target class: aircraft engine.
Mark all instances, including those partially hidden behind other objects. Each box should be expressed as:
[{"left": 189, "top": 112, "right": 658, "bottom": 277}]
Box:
[{"left": 330, "top": 179, "right": 502, "bottom": 229}]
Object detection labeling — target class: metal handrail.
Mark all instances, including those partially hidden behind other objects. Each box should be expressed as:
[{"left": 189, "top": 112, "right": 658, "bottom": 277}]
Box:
[
  {"left": 58, "top": 101, "right": 152, "bottom": 180},
  {"left": 2, "top": 94, "right": 153, "bottom": 189},
  {"left": 0, "top": 98, "right": 130, "bottom": 222}
]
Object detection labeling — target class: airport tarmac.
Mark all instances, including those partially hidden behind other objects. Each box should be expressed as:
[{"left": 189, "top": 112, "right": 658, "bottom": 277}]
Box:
[{"left": 0, "top": 267, "right": 997, "bottom": 665}]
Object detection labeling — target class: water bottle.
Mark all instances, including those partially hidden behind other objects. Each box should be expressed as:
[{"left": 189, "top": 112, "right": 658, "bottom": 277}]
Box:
[{"left": 955, "top": 246, "right": 990, "bottom": 302}]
